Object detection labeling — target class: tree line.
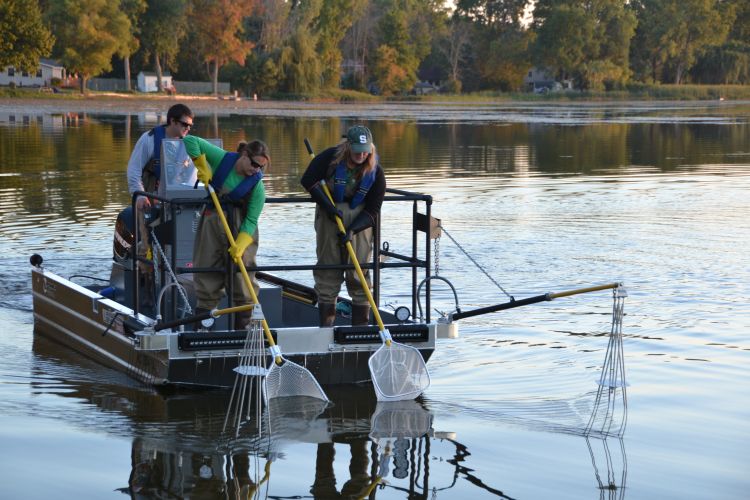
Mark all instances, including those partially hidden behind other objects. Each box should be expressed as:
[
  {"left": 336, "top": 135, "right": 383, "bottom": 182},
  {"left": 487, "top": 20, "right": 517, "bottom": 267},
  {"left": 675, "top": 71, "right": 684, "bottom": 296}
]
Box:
[{"left": 2, "top": 0, "right": 748, "bottom": 96}]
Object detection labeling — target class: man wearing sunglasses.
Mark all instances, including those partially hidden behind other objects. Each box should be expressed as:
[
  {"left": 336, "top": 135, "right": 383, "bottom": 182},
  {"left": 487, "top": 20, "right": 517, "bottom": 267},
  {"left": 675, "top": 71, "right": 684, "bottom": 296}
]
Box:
[{"left": 126, "top": 103, "right": 194, "bottom": 210}]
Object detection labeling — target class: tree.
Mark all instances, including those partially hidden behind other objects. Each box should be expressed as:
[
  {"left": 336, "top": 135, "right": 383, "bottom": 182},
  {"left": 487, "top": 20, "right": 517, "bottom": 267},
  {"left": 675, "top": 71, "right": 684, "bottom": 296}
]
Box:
[
  {"left": 188, "top": 0, "right": 256, "bottom": 95},
  {"left": 630, "top": 0, "right": 731, "bottom": 84},
  {"left": 690, "top": 0, "right": 747, "bottom": 84},
  {"left": 120, "top": 0, "right": 147, "bottom": 92},
  {"left": 481, "top": 28, "right": 533, "bottom": 91},
  {"left": 46, "top": 0, "right": 131, "bottom": 93},
  {"left": 453, "top": 0, "right": 534, "bottom": 92},
  {"left": 0, "top": 0, "right": 54, "bottom": 71},
  {"left": 341, "top": 0, "right": 377, "bottom": 90},
  {"left": 455, "top": 0, "right": 530, "bottom": 28},
  {"left": 533, "top": 0, "right": 636, "bottom": 90},
  {"left": 372, "top": 0, "right": 438, "bottom": 95},
  {"left": 442, "top": 18, "right": 472, "bottom": 88},
  {"left": 276, "top": 29, "right": 322, "bottom": 93},
  {"left": 274, "top": 0, "right": 323, "bottom": 94},
  {"left": 314, "top": 0, "right": 365, "bottom": 88},
  {"left": 140, "top": 0, "right": 189, "bottom": 92}
]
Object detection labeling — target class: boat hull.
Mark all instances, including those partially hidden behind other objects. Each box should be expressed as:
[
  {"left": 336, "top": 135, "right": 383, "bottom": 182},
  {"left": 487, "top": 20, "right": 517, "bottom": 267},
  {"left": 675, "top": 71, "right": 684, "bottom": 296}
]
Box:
[{"left": 32, "top": 267, "right": 435, "bottom": 388}]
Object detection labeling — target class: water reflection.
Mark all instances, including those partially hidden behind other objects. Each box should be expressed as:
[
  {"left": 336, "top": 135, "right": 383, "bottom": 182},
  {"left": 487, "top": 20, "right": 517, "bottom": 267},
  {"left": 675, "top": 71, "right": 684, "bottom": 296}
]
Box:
[
  {"left": 2, "top": 109, "right": 749, "bottom": 227},
  {"left": 27, "top": 334, "right": 628, "bottom": 499}
]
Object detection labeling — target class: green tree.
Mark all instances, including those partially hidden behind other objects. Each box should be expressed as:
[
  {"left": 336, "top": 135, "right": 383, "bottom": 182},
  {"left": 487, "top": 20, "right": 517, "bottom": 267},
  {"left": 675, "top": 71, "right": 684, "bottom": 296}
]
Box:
[
  {"left": 140, "top": 0, "right": 188, "bottom": 91},
  {"left": 0, "top": 0, "right": 54, "bottom": 71},
  {"left": 455, "top": 0, "right": 529, "bottom": 27},
  {"left": 120, "top": 0, "right": 147, "bottom": 91},
  {"left": 373, "top": 44, "right": 409, "bottom": 94},
  {"left": 690, "top": 0, "right": 747, "bottom": 84},
  {"left": 314, "top": 0, "right": 364, "bottom": 88},
  {"left": 340, "top": 0, "right": 377, "bottom": 91},
  {"left": 533, "top": 0, "right": 636, "bottom": 90},
  {"left": 630, "top": 0, "right": 731, "bottom": 84},
  {"left": 188, "top": 0, "right": 255, "bottom": 95},
  {"left": 454, "top": 0, "right": 533, "bottom": 91},
  {"left": 46, "top": 0, "right": 131, "bottom": 93},
  {"left": 482, "top": 28, "right": 534, "bottom": 91},
  {"left": 275, "top": 0, "right": 323, "bottom": 94},
  {"left": 372, "top": 0, "right": 437, "bottom": 95},
  {"left": 277, "top": 29, "right": 322, "bottom": 93}
]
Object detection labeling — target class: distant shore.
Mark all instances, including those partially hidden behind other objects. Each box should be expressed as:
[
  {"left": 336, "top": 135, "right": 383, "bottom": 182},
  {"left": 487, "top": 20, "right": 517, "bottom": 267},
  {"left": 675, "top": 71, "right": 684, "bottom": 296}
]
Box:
[{"left": 0, "top": 95, "right": 750, "bottom": 119}]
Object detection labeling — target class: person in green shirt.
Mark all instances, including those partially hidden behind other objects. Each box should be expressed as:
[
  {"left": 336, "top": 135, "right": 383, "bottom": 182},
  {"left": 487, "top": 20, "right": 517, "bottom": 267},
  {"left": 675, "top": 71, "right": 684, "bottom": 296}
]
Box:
[{"left": 184, "top": 135, "right": 270, "bottom": 330}]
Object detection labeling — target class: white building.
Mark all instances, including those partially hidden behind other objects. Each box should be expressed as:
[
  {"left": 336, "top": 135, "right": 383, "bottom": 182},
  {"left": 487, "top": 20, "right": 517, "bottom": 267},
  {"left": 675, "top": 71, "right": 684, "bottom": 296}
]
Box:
[
  {"left": 137, "top": 71, "right": 173, "bottom": 93},
  {"left": 0, "top": 58, "right": 66, "bottom": 87},
  {"left": 523, "top": 67, "right": 573, "bottom": 93}
]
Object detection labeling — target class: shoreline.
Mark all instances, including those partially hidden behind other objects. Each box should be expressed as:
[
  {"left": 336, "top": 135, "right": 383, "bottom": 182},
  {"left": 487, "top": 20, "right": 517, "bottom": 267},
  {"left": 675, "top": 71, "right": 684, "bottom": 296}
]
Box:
[{"left": 2, "top": 95, "right": 748, "bottom": 118}]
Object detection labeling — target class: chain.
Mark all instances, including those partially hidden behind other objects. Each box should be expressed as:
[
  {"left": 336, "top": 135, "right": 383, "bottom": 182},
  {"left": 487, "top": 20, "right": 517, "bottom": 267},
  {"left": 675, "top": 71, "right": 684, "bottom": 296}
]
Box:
[
  {"left": 150, "top": 229, "right": 193, "bottom": 315},
  {"left": 438, "top": 225, "right": 513, "bottom": 300},
  {"left": 434, "top": 235, "right": 440, "bottom": 275}
]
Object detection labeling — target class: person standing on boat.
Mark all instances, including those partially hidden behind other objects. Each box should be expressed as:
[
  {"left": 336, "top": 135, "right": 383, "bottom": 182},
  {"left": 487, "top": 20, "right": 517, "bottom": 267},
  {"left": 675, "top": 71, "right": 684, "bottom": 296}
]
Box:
[
  {"left": 122, "top": 104, "right": 194, "bottom": 305},
  {"left": 185, "top": 136, "right": 269, "bottom": 330},
  {"left": 301, "top": 125, "right": 385, "bottom": 327},
  {"left": 126, "top": 103, "right": 194, "bottom": 210}
]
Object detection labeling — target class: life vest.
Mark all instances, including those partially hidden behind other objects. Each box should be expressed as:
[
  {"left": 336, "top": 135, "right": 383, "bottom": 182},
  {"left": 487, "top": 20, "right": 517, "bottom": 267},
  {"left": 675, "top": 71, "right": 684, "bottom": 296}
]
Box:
[
  {"left": 211, "top": 152, "right": 263, "bottom": 201},
  {"left": 332, "top": 161, "right": 376, "bottom": 208},
  {"left": 144, "top": 125, "right": 166, "bottom": 181}
]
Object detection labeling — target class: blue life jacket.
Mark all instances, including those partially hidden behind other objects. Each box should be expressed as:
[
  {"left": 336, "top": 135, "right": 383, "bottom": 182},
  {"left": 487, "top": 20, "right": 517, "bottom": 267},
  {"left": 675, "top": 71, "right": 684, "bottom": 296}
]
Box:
[
  {"left": 211, "top": 152, "right": 263, "bottom": 201},
  {"left": 333, "top": 162, "right": 376, "bottom": 208},
  {"left": 149, "top": 125, "right": 166, "bottom": 181}
]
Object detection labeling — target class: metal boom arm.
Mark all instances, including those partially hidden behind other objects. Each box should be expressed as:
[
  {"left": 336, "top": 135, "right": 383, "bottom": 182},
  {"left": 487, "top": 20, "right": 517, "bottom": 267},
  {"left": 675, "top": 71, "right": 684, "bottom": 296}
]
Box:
[{"left": 450, "top": 283, "right": 621, "bottom": 321}]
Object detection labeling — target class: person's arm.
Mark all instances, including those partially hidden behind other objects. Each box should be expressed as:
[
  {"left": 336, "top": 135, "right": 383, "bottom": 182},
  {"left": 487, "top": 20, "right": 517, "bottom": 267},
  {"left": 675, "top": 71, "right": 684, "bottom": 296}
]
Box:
[
  {"left": 126, "top": 132, "right": 153, "bottom": 195},
  {"left": 183, "top": 135, "right": 227, "bottom": 168},
  {"left": 300, "top": 147, "right": 336, "bottom": 190},
  {"left": 300, "top": 147, "right": 342, "bottom": 218},
  {"left": 240, "top": 181, "right": 265, "bottom": 236},
  {"left": 362, "top": 165, "right": 386, "bottom": 219}
]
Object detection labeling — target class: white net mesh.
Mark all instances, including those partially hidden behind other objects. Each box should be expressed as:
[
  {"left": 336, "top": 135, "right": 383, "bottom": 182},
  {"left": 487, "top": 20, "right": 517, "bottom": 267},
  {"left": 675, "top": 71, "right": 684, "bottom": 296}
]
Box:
[
  {"left": 265, "top": 359, "right": 329, "bottom": 401},
  {"left": 368, "top": 342, "right": 430, "bottom": 401}
]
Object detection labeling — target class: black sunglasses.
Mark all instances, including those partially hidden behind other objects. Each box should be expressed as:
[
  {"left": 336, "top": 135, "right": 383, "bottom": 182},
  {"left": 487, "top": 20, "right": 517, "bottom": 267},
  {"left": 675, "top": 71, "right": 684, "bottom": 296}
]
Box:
[
  {"left": 250, "top": 159, "right": 267, "bottom": 169},
  {"left": 176, "top": 119, "right": 193, "bottom": 129}
]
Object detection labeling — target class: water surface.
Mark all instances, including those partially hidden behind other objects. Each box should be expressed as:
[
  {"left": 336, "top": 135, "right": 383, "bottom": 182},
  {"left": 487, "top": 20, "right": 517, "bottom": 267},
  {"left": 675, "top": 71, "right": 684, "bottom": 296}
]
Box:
[{"left": 1, "top": 101, "right": 749, "bottom": 499}]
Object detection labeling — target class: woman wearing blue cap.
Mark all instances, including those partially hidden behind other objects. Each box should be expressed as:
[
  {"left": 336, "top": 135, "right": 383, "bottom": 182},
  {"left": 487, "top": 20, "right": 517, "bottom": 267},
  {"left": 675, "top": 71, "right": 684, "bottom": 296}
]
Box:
[{"left": 301, "top": 125, "right": 386, "bottom": 327}]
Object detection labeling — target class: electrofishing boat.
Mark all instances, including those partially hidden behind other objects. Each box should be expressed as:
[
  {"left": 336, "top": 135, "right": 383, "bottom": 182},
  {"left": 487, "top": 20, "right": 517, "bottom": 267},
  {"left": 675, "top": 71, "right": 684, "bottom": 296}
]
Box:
[{"left": 30, "top": 138, "right": 451, "bottom": 391}]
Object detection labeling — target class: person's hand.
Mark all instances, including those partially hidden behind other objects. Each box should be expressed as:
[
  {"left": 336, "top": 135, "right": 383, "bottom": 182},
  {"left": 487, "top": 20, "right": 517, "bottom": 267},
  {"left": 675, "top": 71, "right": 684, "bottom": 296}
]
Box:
[
  {"left": 309, "top": 184, "right": 343, "bottom": 220},
  {"left": 136, "top": 196, "right": 151, "bottom": 211},
  {"left": 338, "top": 229, "right": 351, "bottom": 247},
  {"left": 229, "top": 232, "right": 254, "bottom": 262},
  {"left": 194, "top": 154, "right": 212, "bottom": 185}
]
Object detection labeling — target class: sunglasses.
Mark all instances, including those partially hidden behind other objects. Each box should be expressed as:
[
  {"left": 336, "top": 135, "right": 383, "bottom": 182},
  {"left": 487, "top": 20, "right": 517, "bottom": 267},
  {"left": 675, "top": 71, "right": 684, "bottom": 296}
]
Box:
[
  {"left": 250, "top": 159, "right": 267, "bottom": 169},
  {"left": 176, "top": 119, "right": 193, "bottom": 129}
]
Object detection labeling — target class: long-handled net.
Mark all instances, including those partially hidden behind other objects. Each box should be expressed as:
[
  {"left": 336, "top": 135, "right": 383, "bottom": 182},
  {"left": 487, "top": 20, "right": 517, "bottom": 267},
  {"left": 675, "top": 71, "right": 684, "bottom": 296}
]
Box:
[{"left": 585, "top": 285, "right": 628, "bottom": 437}]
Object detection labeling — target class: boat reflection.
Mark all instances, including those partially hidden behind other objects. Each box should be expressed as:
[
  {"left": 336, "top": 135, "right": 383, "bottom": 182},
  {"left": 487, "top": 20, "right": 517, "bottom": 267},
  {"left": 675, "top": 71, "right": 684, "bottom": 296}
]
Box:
[{"left": 32, "top": 335, "right": 626, "bottom": 499}]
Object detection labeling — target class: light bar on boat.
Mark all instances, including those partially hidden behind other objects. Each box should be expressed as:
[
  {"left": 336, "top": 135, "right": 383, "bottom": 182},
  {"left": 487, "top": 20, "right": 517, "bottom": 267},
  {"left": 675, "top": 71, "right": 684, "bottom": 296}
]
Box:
[{"left": 334, "top": 324, "right": 429, "bottom": 344}]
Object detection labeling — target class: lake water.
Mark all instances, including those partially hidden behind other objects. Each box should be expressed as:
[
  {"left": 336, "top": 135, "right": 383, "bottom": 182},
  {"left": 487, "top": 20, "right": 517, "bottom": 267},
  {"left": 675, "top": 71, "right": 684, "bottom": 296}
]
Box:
[{"left": 1, "top": 100, "right": 749, "bottom": 499}]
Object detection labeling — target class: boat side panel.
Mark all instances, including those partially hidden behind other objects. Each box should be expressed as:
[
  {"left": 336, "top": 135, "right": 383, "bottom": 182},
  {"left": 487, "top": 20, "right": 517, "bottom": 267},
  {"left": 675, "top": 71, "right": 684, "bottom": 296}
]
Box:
[{"left": 31, "top": 268, "right": 170, "bottom": 384}]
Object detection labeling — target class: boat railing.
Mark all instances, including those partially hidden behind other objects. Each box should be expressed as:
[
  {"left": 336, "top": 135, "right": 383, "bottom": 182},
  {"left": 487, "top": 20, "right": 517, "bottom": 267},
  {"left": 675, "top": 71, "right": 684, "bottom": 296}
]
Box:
[{"left": 130, "top": 187, "right": 438, "bottom": 324}]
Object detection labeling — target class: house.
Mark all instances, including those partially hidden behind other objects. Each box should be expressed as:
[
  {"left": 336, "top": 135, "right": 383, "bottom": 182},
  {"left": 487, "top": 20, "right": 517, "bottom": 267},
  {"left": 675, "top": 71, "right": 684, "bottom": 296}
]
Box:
[
  {"left": 0, "top": 58, "right": 66, "bottom": 87},
  {"left": 413, "top": 81, "right": 439, "bottom": 95},
  {"left": 523, "top": 67, "right": 572, "bottom": 93},
  {"left": 137, "top": 71, "right": 173, "bottom": 93}
]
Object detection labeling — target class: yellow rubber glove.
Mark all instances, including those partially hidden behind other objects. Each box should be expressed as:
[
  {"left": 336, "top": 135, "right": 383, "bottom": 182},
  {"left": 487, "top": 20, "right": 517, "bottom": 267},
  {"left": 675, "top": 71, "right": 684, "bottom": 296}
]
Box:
[
  {"left": 194, "top": 154, "right": 212, "bottom": 185},
  {"left": 229, "top": 232, "right": 254, "bottom": 262}
]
